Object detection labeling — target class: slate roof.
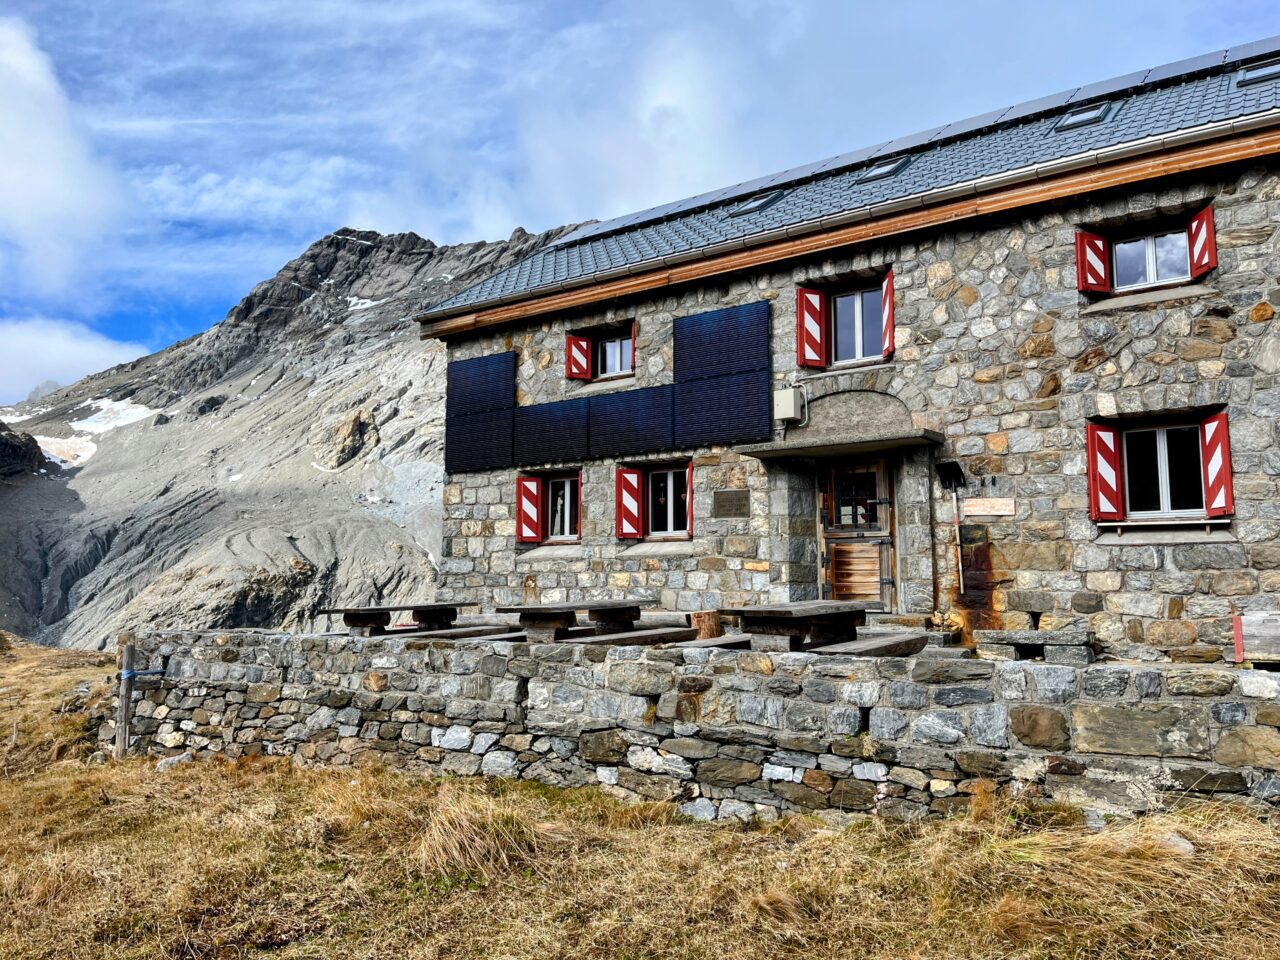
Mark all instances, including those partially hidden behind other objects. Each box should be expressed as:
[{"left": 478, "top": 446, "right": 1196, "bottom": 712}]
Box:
[{"left": 422, "top": 37, "right": 1280, "bottom": 321}]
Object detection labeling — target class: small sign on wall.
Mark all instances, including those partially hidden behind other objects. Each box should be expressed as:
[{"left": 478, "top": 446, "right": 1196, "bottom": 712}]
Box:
[
  {"left": 1234, "top": 612, "right": 1280, "bottom": 662},
  {"left": 962, "top": 497, "right": 1016, "bottom": 517},
  {"left": 712, "top": 489, "right": 751, "bottom": 519}
]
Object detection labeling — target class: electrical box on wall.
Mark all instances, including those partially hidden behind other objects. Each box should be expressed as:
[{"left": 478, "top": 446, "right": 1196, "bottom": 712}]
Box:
[{"left": 773, "top": 387, "right": 804, "bottom": 422}]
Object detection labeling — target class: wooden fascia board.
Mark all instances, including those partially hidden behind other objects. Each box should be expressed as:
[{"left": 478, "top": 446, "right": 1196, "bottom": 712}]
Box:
[{"left": 419, "top": 127, "right": 1280, "bottom": 340}]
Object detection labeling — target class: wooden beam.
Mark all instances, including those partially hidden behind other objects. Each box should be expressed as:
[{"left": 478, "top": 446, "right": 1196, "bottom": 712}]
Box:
[{"left": 419, "top": 127, "right": 1280, "bottom": 339}]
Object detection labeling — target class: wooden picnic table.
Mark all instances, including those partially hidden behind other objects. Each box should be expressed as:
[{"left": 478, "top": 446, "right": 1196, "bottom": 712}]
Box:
[
  {"left": 494, "top": 600, "right": 649, "bottom": 642},
  {"left": 318, "top": 602, "right": 476, "bottom": 636},
  {"left": 718, "top": 600, "right": 872, "bottom": 651}
]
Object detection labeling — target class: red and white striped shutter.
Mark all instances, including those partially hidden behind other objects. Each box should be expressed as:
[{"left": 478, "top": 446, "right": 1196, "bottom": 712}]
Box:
[
  {"left": 1188, "top": 204, "right": 1218, "bottom": 278},
  {"left": 1075, "top": 231, "right": 1111, "bottom": 292},
  {"left": 565, "top": 334, "right": 593, "bottom": 380},
  {"left": 1085, "top": 424, "right": 1124, "bottom": 521},
  {"left": 515, "top": 476, "right": 544, "bottom": 543},
  {"left": 1200, "top": 410, "right": 1235, "bottom": 517},
  {"left": 685, "top": 461, "right": 694, "bottom": 535},
  {"left": 880, "top": 269, "right": 895, "bottom": 360},
  {"left": 615, "top": 468, "right": 644, "bottom": 539},
  {"left": 795, "top": 287, "right": 828, "bottom": 368}
]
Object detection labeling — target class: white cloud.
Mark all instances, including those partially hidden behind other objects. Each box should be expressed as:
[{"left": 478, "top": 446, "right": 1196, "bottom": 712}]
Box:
[
  {"left": 0, "top": 17, "right": 124, "bottom": 295},
  {"left": 0, "top": 317, "right": 147, "bottom": 404}
]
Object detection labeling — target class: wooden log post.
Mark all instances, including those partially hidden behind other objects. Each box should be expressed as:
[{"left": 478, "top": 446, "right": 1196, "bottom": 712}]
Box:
[{"left": 113, "top": 633, "right": 137, "bottom": 760}]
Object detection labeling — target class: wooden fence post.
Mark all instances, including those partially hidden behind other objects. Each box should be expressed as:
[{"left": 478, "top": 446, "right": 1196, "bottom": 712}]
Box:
[{"left": 113, "top": 634, "right": 136, "bottom": 760}]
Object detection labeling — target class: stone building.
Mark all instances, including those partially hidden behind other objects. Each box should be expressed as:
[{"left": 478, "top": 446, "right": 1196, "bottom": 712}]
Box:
[{"left": 417, "top": 40, "right": 1280, "bottom": 661}]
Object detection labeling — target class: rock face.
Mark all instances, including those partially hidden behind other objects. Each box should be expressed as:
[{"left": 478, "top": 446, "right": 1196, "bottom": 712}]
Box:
[
  {"left": 0, "top": 421, "right": 44, "bottom": 477},
  {"left": 0, "top": 225, "right": 575, "bottom": 649}
]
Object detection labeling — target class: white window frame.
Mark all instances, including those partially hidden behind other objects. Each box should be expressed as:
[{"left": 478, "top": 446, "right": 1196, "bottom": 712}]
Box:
[
  {"left": 830, "top": 288, "right": 881, "bottom": 365},
  {"left": 545, "top": 475, "right": 579, "bottom": 541},
  {"left": 646, "top": 466, "right": 689, "bottom": 538},
  {"left": 595, "top": 334, "right": 633, "bottom": 379},
  {"left": 1122, "top": 426, "right": 1205, "bottom": 519},
  {"left": 1111, "top": 230, "right": 1190, "bottom": 292}
]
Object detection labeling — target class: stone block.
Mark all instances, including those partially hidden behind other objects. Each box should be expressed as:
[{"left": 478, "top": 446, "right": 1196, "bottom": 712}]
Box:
[
  {"left": 909, "top": 660, "right": 995, "bottom": 684},
  {"left": 1010, "top": 705, "right": 1070, "bottom": 750},
  {"left": 911, "top": 711, "right": 965, "bottom": 745},
  {"left": 1215, "top": 726, "right": 1280, "bottom": 770},
  {"left": 1165, "top": 670, "right": 1235, "bottom": 697},
  {"left": 1070, "top": 703, "right": 1210, "bottom": 759},
  {"left": 607, "top": 662, "right": 673, "bottom": 696},
  {"left": 697, "top": 757, "right": 761, "bottom": 786},
  {"left": 934, "top": 686, "right": 993, "bottom": 706},
  {"left": 829, "top": 778, "right": 878, "bottom": 810}
]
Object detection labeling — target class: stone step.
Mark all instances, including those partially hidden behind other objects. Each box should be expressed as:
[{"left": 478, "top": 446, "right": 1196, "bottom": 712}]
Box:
[
  {"left": 915, "top": 645, "right": 975, "bottom": 659},
  {"left": 972, "top": 629, "right": 1095, "bottom": 647}
]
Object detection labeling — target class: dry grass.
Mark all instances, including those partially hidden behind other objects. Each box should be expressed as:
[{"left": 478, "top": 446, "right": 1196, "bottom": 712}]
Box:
[{"left": 2, "top": 641, "right": 1280, "bottom": 959}]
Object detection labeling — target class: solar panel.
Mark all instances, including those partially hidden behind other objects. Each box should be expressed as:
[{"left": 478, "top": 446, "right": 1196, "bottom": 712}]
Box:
[
  {"left": 445, "top": 408, "right": 513, "bottom": 474},
  {"left": 673, "top": 369, "right": 773, "bottom": 447},
  {"left": 588, "top": 386, "right": 674, "bottom": 458},
  {"left": 674, "top": 301, "right": 771, "bottom": 383},
  {"left": 446, "top": 352, "right": 516, "bottom": 415},
  {"left": 514, "top": 398, "right": 590, "bottom": 466}
]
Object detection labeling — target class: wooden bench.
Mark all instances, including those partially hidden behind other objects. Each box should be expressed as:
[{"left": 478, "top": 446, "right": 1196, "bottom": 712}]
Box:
[
  {"left": 719, "top": 601, "right": 871, "bottom": 651},
  {"left": 807, "top": 633, "right": 929, "bottom": 658},
  {"left": 318, "top": 602, "right": 475, "bottom": 636}
]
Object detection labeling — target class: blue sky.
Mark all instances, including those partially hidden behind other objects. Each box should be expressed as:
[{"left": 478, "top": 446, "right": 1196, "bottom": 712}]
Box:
[{"left": 1, "top": 1, "right": 1277, "bottom": 403}]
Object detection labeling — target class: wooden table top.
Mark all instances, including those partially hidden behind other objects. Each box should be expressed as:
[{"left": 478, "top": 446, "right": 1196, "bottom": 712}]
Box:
[
  {"left": 495, "top": 600, "right": 649, "bottom": 615},
  {"left": 317, "top": 602, "right": 474, "bottom": 615},
  {"left": 718, "top": 601, "right": 876, "bottom": 618}
]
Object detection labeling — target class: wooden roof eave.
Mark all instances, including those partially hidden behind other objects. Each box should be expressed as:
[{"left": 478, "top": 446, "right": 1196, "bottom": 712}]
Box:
[{"left": 417, "top": 116, "right": 1280, "bottom": 341}]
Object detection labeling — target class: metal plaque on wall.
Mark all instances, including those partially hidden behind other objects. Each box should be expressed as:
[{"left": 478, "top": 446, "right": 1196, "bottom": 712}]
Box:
[{"left": 712, "top": 489, "right": 751, "bottom": 518}]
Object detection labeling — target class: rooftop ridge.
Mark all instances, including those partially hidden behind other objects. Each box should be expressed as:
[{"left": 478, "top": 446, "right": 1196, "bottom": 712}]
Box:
[{"left": 551, "top": 34, "right": 1280, "bottom": 251}]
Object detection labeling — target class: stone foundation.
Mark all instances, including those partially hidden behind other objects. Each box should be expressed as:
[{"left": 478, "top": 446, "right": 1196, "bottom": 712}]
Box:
[{"left": 101, "top": 629, "right": 1280, "bottom": 820}]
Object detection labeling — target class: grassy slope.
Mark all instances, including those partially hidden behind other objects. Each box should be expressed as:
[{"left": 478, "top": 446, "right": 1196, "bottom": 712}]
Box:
[{"left": 2, "top": 638, "right": 1280, "bottom": 960}]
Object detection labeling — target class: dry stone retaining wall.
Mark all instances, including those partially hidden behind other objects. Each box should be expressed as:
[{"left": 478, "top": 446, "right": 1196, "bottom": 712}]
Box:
[{"left": 101, "top": 629, "right": 1280, "bottom": 820}]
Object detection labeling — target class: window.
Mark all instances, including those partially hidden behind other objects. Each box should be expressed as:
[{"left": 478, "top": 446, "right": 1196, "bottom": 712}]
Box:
[
  {"left": 515, "top": 473, "right": 580, "bottom": 543},
  {"left": 795, "top": 273, "right": 895, "bottom": 369},
  {"left": 1239, "top": 57, "right": 1280, "bottom": 87},
  {"left": 1055, "top": 102, "right": 1111, "bottom": 131},
  {"left": 1122, "top": 425, "right": 1203, "bottom": 518},
  {"left": 596, "top": 334, "right": 633, "bottom": 378},
  {"left": 1086, "top": 412, "right": 1234, "bottom": 523},
  {"left": 1075, "top": 204, "right": 1216, "bottom": 294},
  {"left": 545, "top": 475, "right": 580, "bottom": 540},
  {"left": 831, "top": 288, "right": 884, "bottom": 363},
  {"left": 566, "top": 326, "right": 635, "bottom": 381},
  {"left": 730, "top": 189, "right": 787, "bottom": 217},
  {"left": 1112, "top": 230, "right": 1189, "bottom": 290},
  {"left": 860, "top": 156, "right": 909, "bottom": 182},
  {"left": 647, "top": 466, "right": 689, "bottom": 537},
  {"left": 615, "top": 463, "right": 693, "bottom": 539}
]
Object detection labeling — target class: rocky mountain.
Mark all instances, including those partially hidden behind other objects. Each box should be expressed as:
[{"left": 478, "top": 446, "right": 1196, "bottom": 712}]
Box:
[
  {"left": 0, "top": 421, "right": 44, "bottom": 477},
  {"left": 0, "top": 224, "right": 574, "bottom": 649}
]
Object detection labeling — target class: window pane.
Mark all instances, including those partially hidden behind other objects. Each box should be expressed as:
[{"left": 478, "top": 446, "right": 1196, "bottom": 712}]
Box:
[
  {"left": 1154, "top": 231, "right": 1189, "bottom": 282},
  {"left": 832, "top": 469, "right": 878, "bottom": 529},
  {"left": 672, "top": 468, "right": 688, "bottom": 533},
  {"left": 600, "top": 339, "right": 621, "bottom": 375},
  {"left": 1114, "top": 239, "right": 1147, "bottom": 288},
  {"left": 1165, "top": 426, "right": 1204, "bottom": 512},
  {"left": 832, "top": 294, "right": 856, "bottom": 362},
  {"left": 1124, "top": 430, "right": 1161, "bottom": 513},
  {"left": 549, "top": 481, "right": 568, "bottom": 537},
  {"left": 649, "top": 471, "right": 669, "bottom": 534},
  {"left": 860, "top": 289, "right": 883, "bottom": 358},
  {"left": 569, "top": 478, "right": 579, "bottom": 535},
  {"left": 621, "top": 335, "right": 633, "bottom": 372}
]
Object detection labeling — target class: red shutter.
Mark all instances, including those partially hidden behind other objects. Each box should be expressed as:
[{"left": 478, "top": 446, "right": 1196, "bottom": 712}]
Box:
[
  {"left": 880, "top": 269, "right": 895, "bottom": 360},
  {"left": 1075, "top": 231, "right": 1111, "bottom": 292},
  {"left": 565, "top": 334, "right": 593, "bottom": 380},
  {"left": 796, "top": 287, "right": 828, "bottom": 368},
  {"left": 685, "top": 461, "right": 694, "bottom": 535},
  {"left": 1086, "top": 424, "right": 1124, "bottom": 521},
  {"left": 1200, "top": 410, "right": 1234, "bottom": 517},
  {"left": 516, "top": 476, "right": 544, "bottom": 543},
  {"left": 615, "top": 468, "right": 643, "bottom": 539},
  {"left": 1188, "top": 204, "right": 1218, "bottom": 278}
]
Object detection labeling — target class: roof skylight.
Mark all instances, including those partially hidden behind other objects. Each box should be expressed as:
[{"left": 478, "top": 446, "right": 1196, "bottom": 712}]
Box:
[
  {"left": 1055, "top": 102, "right": 1111, "bottom": 131},
  {"left": 729, "top": 189, "right": 788, "bottom": 217},
  {"left": 859, "top": 156, "right": 910, "bottom": 182},
  {"left": 1238, "top": 57, "right": 1280, "bottom": 87}
]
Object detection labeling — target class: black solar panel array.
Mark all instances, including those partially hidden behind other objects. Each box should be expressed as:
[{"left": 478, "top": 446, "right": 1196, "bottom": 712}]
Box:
[
  {"left": 514, "top": 398, "right": 589, "bottom": 466},
  {"left": 443, "top": 302, "right": 772, "bottom": 473}
]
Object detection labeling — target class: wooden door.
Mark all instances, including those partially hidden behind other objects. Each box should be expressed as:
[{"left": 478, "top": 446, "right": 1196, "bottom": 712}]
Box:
[{"left": 820, "top": 461, "right": 894, "bottom": 609}]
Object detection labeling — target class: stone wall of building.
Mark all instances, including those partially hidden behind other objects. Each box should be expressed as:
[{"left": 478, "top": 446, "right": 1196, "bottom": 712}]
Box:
[
  {"left": 439, "top": 160, "right": 1280, "bottom": 660},
  {"left": 101, "top": 629, "right": 1280, "bottom": 820}
]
